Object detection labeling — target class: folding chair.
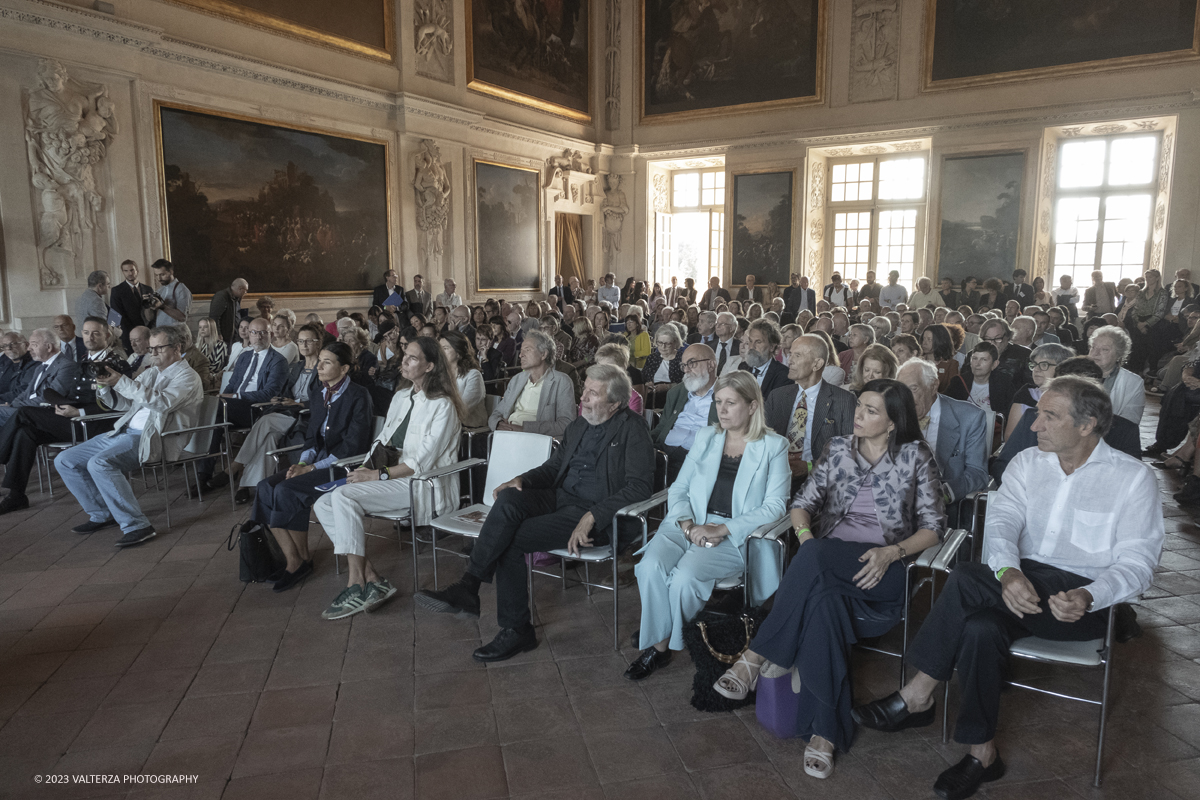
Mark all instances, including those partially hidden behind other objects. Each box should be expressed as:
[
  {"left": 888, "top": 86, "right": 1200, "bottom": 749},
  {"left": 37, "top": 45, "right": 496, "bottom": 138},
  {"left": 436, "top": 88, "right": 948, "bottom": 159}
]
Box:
[
  {"left": 147, "top": 395, "right": 236, "bottom": 529},
  {"left": 712, "top": 515, "right": 794, "bottom": 609},
  {"left": 35, "top": 411, "right": 125, "bottom": 496}
]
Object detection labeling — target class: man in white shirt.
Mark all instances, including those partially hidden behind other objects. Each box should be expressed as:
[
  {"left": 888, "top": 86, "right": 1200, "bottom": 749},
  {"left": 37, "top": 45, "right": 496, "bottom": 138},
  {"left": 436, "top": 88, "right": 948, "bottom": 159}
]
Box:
[
  {"left": 597, "top": 273, "right": 621, "bottom": 308},
  {"left": 435, "top": 278, "right": 463, "bottom": 309},
  {"left": 55, "top": 325, "right": 203, "bottom": 548},
  {"left": 652, "top": 344, "right": 717, "bottom": 481},
  {"left": 712, "top": 312, "right": 740, "bottom": 375},
  {"left": 878, "top": 270, "right": 908, "bottom": 310},
  {"left": 855, "top": 375, "right": 1163, "bottom": 800},
  {"left": 908, "top": 276, "right": 945, "bottom": 309},
  {"left": 822, "top": 273, "right": 853, "bottom": 308}
]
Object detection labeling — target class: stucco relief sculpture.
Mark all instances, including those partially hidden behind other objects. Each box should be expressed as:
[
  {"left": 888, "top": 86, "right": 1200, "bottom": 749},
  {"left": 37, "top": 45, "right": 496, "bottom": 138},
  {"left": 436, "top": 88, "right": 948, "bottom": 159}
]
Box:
[
  {"left": 413, "top": 139, "right": 451, "bottom": 275},
  {"left": 605, "top": 0, "right": 621, "bottom": 130},
  {"left": 24, "top": 59, "right": 117, "bottom": 289},
  {"left": 601, "top": 174, "right": 629, "bottom": 270},
  {"left": 849, "top": 0, "right": 898, "bottom": 103},
  {"left": 415, "top": 0, "right": 454, "bottom": 83}
]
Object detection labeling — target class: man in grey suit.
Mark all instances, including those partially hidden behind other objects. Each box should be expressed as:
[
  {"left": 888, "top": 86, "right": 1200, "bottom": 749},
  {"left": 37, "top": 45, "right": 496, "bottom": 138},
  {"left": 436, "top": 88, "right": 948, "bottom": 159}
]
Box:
[
  {"left": 0, "top": 328, "right": 83, "bottom": 427},
  {"left": 489, "top": 330, "right": 577, "bottom": 438},
  {"left": 899, "top": 359, "right": 989, "bottom": 511},
  {"left": 764, "top": 334, "right": 855, "bottom": 492}
]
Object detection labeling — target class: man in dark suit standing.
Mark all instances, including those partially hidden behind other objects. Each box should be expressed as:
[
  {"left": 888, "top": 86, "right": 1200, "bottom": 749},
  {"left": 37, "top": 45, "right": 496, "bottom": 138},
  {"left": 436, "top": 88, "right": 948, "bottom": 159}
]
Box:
[
  {"left": 1008, "top": 269, "right": 1035, "bottom": 308},
  {"left": 406, "top": 274, "right": 431, "bottom": 317},
  {"left": 108, "top": 260, "right": 153, "bottom": 353},
  {"left": 700, "top": 276, "right": 731, "bottom": 311},
  {"left": 371, "top": 269, "right": 405, "bottom": 310},
  {"left": 415, "top": 364, "right": 654, "bottom": 662},
  {"left": 738, "top": 320, "right": 790, "bottom": 400},
  {"left": 209, "top": 278, "right": 249, "bottom": 345},
  {"left": 548, "top": 274, "right": 575, "bottom": 312},
  {"left": 737, "top": 274, "right": 764, "bottom": 305},
  {"left": 782, "top": 275, "right": 816, "bottom": 324},
  {"left": 764, "top": 334, "right": 855, "bottom": 492}
]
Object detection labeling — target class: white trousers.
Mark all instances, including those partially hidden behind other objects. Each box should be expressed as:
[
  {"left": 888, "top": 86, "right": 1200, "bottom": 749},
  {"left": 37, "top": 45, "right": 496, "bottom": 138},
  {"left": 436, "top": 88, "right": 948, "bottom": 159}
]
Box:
[
  {"left": 234, "top": 413, "right": 296, "bottom": 488},
  {"left": 313, "top": 479, "right": 413, "bottom": 558}
]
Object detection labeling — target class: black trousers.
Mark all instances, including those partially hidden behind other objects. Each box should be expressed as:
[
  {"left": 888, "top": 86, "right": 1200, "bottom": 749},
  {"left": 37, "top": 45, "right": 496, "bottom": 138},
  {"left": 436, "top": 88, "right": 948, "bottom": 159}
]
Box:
[
  {"left": 0, "top": 407, "right": 114, "bottom": 495},
  {"left": 465, "top": 486, "right": 609, "bottom": 631},
  {"left": 1153, "top": 382, "right": 1200, "bottom": 450},
  {"left": 659, "top": 444, "right": 689, "bottom": 485},
  {"left": 251, "top": 465, "right": 346, "bottom": 532},
  {"left": 199, "top": 398, "right": 257, "bottom": 479},
  {"left": 907, "top": 560, "right": 1108, "bottom": 745}
]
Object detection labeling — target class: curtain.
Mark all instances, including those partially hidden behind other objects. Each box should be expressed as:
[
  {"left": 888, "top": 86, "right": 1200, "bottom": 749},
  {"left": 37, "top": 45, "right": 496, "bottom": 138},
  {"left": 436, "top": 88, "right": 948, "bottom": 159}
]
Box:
[{"left": 555, "top": 213, "right": 585, "bottom": 286}]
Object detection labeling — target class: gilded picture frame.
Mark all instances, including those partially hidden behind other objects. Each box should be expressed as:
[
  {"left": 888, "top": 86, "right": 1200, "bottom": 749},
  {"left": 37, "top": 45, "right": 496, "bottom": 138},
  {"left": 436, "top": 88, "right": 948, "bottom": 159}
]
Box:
[
  {"left": 162, "top": 0, "right": 394, "bottom": 61},
  {"left": 639, "top": 0, "right": 828, "bottom": 124},
  {"left": 466, "top": 0, "right": 592, "bottom": 123},
  {"left": 729, "top": 168, "right": 796, "bottom": 289},
  {"left": 154, "top": 101, "right": 393, "bottom": 298},
  {"left": 472, "top": 159, "right": 543, "bottom": 294},
  {"left": 922, "top": 0, "right": 1200, "bottom": 92}
]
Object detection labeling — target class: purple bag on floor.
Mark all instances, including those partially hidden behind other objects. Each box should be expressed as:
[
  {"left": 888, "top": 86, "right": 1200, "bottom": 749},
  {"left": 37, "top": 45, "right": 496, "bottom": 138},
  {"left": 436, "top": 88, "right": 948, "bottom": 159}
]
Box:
[
  {"left": 526, "top": 552, "right": 560, "bottom": 567},
  {"left": 755, "top": 666, "right": 801, "bottom": 739}
]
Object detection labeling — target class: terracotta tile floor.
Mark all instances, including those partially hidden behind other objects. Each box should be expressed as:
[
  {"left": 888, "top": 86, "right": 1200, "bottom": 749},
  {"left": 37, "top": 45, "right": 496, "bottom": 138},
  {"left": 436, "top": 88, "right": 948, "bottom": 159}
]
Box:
[{"left": 1, "top": 397, "right": 1199, "bottom": 799}]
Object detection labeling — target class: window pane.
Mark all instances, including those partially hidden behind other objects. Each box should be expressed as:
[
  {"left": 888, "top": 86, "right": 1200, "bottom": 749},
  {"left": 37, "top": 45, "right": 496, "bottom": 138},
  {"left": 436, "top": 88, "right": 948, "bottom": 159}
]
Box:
[
  {"left": 1059, "top": 140, "right": 1106, "bottom": 189},
  {"left": 1108, "top": 136, "right": 1157, "bottom": 186},
  {"left": 878, "top": 158, "right": 926, "bottom": 200},
  {"left": 830, "top": 160, "right": 874, "bottom": 204},
  {"left": 1099, "top": 194, "right": 1151, "bottom": 283},
  {"left": 710, "top": 211, "right": 725, "bottom": 271},
  {"left": 831, "top": 209, "right": 872, "bottom": 282},
  {"left": 875, "top": 209, "right": 918, "bottom": 285},
  {"left": 1052, "top": 196, "right": 1100, "bottom": 287},
  {"left": 674, "top": 173, "right": 700, "bottom": 208}
]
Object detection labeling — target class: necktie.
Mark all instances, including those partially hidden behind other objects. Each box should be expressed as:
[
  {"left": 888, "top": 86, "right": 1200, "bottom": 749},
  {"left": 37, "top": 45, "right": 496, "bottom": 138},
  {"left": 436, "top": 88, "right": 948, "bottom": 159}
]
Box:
[
  {"left": 717, "top": 343, "right": 727, "bottom": 375},
  {"left": 63, "top": 341, "right": 74, "bottom": 361},
  {"left": 919, "top": 414, "right": 931, "bottom": 431},
  {"left": 239, "top": 352, "right": 261, "bottom": 393},
  {"left": 787, "top": 390, "right": 808, "bottom": 454},
  {"left": 131, "top": 354, "right": 144, "bottom": 372},
  {"left": 29, "top": 363, "right": 48, "bottom": 397}
]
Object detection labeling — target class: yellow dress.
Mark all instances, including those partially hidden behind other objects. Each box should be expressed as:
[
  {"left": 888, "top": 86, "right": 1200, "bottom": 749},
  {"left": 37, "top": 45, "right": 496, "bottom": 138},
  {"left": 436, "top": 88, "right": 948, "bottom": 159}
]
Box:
[{"left": 627, "top": 330, "right": 652, "bottom": 369}]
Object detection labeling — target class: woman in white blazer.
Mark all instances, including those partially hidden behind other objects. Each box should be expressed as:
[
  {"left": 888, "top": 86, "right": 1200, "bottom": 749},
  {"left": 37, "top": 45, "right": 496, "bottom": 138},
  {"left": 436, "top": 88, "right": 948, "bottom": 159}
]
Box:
[
  {"left": 626, "top": 371, "right": 790, "bottom": 681},
  {"left": 438, "top": 329, "right": 487, "bottom": 428},
  {"left": 314, "top": 337, "right": 464, "bottom": 621},
  {"left": 1088, "top": 325, "right": 1145, "bottom": 424}
]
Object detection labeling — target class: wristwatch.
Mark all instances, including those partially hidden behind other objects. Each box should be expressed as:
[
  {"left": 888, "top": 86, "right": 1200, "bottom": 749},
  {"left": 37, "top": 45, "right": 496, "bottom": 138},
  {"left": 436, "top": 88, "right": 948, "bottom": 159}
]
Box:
[{"left": 379, "top": 468, "right": 390, "bottom": 481}]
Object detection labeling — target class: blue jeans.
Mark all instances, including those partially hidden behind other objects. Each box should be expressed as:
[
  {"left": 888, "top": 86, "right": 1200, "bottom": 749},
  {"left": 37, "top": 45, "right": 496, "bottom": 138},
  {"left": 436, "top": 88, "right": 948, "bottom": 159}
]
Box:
[
  {"left": 56, "top": 432, "right": 150, "bottom": 533},
  {"left": 0, "top": 406, "right": 17, "bottom": 427}
]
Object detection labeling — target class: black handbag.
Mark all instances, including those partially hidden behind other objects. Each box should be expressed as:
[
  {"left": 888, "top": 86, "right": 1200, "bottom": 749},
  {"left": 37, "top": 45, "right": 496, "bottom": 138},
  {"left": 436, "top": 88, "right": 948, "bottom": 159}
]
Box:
[
  {"left": 681, "top": 606, "right": 769, "bottom": 713},
  {"left": 228, "top": 520, "right": 285, "bottom": 583}
]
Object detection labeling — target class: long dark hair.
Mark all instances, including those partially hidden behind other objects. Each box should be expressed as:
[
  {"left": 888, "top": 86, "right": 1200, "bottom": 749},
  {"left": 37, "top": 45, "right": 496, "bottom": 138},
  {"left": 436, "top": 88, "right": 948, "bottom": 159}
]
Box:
[
  {"left": 924, "top": 323, "right": 955, "bottom": 361},
  {"left": 439, "top": 329, "right": 480, "bottom": 373},
  {"left": 860, "top": 378, "right": 922, "bottom": 447},
  {"left": 407, "top": 337, "right": 467, "bottom": 421},
  {"left": 321, "top": 341, "right": 356, "bottom": 382}
]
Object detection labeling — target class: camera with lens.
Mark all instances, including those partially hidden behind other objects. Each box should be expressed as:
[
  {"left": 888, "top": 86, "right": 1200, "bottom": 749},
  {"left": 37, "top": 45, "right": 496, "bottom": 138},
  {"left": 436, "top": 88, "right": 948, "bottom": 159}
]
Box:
[
  {"left": 82, "top": 356, "right": 134, "bottom": 380},
  {"left": 140, "top": 290, "right": 164, "bottom": 309}
]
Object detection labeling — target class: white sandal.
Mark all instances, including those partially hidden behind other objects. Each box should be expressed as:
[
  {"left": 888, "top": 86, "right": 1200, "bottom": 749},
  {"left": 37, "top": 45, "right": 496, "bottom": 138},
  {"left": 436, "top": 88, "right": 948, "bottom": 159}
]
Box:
[
  {"left": 804, "top": 741, "right": 835, "bottom": 779},
  {"left": 713, "top": 654, "right": 762, "bottom": 700}
]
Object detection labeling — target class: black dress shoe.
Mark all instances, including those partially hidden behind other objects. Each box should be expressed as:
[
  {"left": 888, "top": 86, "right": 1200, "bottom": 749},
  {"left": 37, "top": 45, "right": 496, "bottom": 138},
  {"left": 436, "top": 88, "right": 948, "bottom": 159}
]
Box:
[
  {"left": 72, "top": 518, "right": 118, "bottom": 534},
  {"left": 207, "top": 472, "right": 230, "bottom": 490},
  {"left": 624, "top": 647, "right": 672, "bottom": 681},
  {"left": 933, "top": 754, "right": 1005, "bottom": 800},
  {"left": 0, "top": 493, "right": 29, "bottom": 515},
  {"left": 414, "top": 580, "right": 481, "bottom": 617},
  {"left": 272, "top": 559, "right": 313, "bottom": 593},
  {"left": 234, "top": 488, "right": 252, "bottom": 505},
  {"left": 473, "top": 626, "right": 538, "bottom": 662},
  {"left": 852, "top": 691, "right": 936, "bottom": 732}
]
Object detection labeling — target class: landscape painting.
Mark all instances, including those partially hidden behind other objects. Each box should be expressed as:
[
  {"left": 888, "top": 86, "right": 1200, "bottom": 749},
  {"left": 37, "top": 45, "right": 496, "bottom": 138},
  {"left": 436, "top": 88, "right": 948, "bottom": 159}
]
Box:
[
  {"left": 468, "top": 0, "right": 590, "bottom": 121},
  {"left": 730, "top": 171, "right": 794, "bottom": 288},
  {"left": 642, "top": 0, "right": 825, "bottom": 121},
  {"left": 926, "top": 0, "right": 1200, "bottom": 88},
  {"left": 936, "top": 152, "right": 1025, "bottom": 284},
  {"left": 156, "top": 104, "right": 389, "bottom": 296},
  {"left": 474, "top": 161, "right": 541, "bottom": 292}
]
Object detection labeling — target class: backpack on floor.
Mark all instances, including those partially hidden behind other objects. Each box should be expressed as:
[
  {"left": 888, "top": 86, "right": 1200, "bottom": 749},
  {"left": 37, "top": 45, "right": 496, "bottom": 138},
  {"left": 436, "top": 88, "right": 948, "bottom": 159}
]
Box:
[{"left": 228, "top": 519, "right": 285, "bottom": 583}]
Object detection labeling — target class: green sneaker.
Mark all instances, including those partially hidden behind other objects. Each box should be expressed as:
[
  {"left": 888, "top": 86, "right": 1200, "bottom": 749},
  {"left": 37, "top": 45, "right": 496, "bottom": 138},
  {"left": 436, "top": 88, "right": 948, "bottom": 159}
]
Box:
[
  {"left": 361, "top": 578, "right": 398, "bottom": 613},
  {"left": 321, "top": 585, "right": 367, "bottom": 620}
]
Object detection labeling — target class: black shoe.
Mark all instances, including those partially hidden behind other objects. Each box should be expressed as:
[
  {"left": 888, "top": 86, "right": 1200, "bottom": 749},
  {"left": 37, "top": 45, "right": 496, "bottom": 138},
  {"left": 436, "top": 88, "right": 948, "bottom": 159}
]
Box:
[
  {"left": 1174, "top": 475, "right": 1200, "bottom": 504},
  {"left": 72, "top": 518, "right": 118, "bottom": 534},
  {"left": 851, "top": 691, "right": 936, "bottom": 732},
  {"left": 933, "top": 754, "right": 1006, "bottom": 800},
  {"left": 414, "top": 580, "right": 481, "bottom": 617},
  {"left": 0, "top": 493, "right": 29, "bottom": 515},
  {"left": 234, "top": 488, "right": 252, "bottom": 505},
  {"left": 272, "top": 559, "right": 313, "bottom": 593},
  {"left": 1144, "top": 443, "right": 1168, "bottom": 458},
  {"left": 1115, "top": 602, "right": 1142, "bottom": 644},
  {"left": 624, "top": 647, "right": 672, "bottom": 681},
  {"left": 115, "top": 527, "right": 157, "bottom": 548},
  {"left": 473, "top": 626, "right": 538, "bottom": 662},
  {"left": 207, "top": 472, "right": 230, "bottom": 490}
]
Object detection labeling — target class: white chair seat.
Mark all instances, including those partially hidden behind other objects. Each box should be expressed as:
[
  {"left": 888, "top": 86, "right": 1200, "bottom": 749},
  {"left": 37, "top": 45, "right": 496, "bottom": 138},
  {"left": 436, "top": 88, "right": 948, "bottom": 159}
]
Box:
[
  {"left": 430, "top": 503, "right": 490, "bottom": 538},
  {"left": 547, "top": 545, "right": 614, "bottom": 562},
  {"left": 715, "top": 575, "right": 744, "bottom": 590},
  {"left": 1010, "top": 635, "right": 1104, "bottom": 667}
]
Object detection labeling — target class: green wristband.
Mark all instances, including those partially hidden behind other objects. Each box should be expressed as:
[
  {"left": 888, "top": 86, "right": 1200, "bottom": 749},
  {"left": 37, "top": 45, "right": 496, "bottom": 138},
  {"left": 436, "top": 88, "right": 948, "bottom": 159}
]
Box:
[
  {"left": 796, "top": 526, "right": 812, "bottom": 541},
  {"left": 995, "top": 567, "right": 1011, "bottom": 581}
]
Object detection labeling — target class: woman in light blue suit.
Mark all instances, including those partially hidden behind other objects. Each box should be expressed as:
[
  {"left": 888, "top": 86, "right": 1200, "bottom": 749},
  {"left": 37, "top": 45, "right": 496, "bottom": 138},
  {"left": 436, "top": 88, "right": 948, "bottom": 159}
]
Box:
[{"left": 626, "top": 371, "right": 790, "bottom": 681}]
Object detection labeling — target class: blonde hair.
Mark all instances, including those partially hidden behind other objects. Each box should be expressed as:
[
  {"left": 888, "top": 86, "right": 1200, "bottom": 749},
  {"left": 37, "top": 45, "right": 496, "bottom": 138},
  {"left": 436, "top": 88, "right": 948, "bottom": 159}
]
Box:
[
  {"left": 195, "top": 317, "right": 219, "bottom": 347},
  {"left": 851, "top": 343, "right": 899, "bottom": 391},
  {"left": 594, "top": 342, "right": 630, "bottom": 370},
  {"left": 712, "top": 370, "right": 768, "bottom": 441}
]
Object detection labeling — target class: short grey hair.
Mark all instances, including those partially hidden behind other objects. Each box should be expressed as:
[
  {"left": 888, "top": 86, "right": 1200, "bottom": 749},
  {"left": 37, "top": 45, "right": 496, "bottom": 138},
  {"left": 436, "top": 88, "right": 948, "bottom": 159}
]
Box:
[
  {"left": 849, "top": 323, "right": 876, "bottom": 345},
  {"left": 524, "top": 329, "right": 557, "bottom": 365},
  {"left": 174, "top": 323, "right": 194, "bottom": 349},
  {"left": 715, "top": 311, "right": 736, "bottom": 327},
  {"left": 1030, "top": 343, "right": 1075, "bottom": 365},
  {"left": 1011, "top": 315, "right": 1036, "bottom": 337},
  {"left": 586, "top": 362, "right": 632, "bottom": 406},
  {"left": 151, "top": 325, "right": 186, "bottom": 352},
  {"left": 698, "top": 310, "right": 717, "bottom": 326},
  {"left": 1089, "top": 325, "right": 1131, "bottom": 365},
  {"left": 654, "top": 323, "right": 683, "bottom": 349},
  {"left": 28, "top": 328, "right": 56, "bottom": 349},
  {"left": 86, "top": 270, "right": 109, "bottom": 288},
  {"left": 869, "top": 316, "right": 892, "bottom": 335},
  {"left": 520, "top": 317, "right": 542, "bottom": 335},
  {"left": 903, "top": 357, "right": 940, "bottom": 390},
  {"left": 1043, "top": 375, "right": 1113, "bottom": 437}
]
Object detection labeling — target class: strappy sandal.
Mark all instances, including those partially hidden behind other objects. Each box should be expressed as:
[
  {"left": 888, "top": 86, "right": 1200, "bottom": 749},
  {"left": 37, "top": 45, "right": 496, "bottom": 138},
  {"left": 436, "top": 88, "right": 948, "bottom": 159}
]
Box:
[
  {"left": 713, "top": 655, "right": 762, "bottom": 700},
  {"left": 804, "top": 740, "right": 835, "bottom": 779},
  {"left": 1154, "top": 455, "right": 1189, "bottom": 470}
]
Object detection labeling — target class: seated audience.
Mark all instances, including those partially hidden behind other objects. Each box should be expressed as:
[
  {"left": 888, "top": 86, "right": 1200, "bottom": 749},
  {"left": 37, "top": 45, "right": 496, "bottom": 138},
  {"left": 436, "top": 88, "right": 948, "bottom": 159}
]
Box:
[
  {"left": 474, "top": 323, "right": 506, "bottom": 383},
  {"left": 739, "top": 319, "right": 790, "bottom": 398},
  {"left": 715, "top": 378, "right": 945, "bottom": 778},
  {"left": 438, "top": 330, "right": 487, "bottom": 429},
  {"left": 890, "top": 333, "right": 920, "bottom": 367},
  {"left": 219, "top": 318, "right": 289, "bottom": 427},
  {"left": 625, "top": 314, "right": 652, "bottom": 369},
  {"left": 250, "top": 342, "right": 375, "bottom": 592},
  {"left": 945, "top": 342, "right": 1016, "bottom": 417},
  {"left": 0, "top": 332, "right": 35, "bottom": 401},
  {"left": 341, "top": 326, "right": 377, "bottom": 386},
  {"left": 314, "top": 338, "right": 465, "bottom": 619},
  {"left": 843, "top": 323, "right": 876, "bottom": 375},
  {"left": 594, "top": 343, "right": 644, "bottom": 414},
  {"left": 1087, "top": 325, "right": 1145, "bottom": 424},
  {"left": 52, "top": 314, "right": 85, "bottom": 363},
  {"left": 415, "top": 364, "right": 654, "bottom": 662},
  {"left": 807, "top": 330, "right": 847, "bottom": 387},
  {"left": 177, "top": 324, "right": 212, "bottom": 391},
  {"left": 55, "top": 326, "right": 204, "bottom": 547},
  {"left": 1003, "top": 343, "right": 1075, "bottom": 441},
  {"left": 271, "top": 313, "right": 299, "bottom": 364},
  {"left": 651, "top": 344, "right": 718, "bottom": 481},
  {"left": 489, "top": 330, "right": 576, "bottom": 437},
  {"left": 849, "top": 343, "right": 899, "bottom": 392},
  {"left": 980, "top": 318, "right": 1032, "bottom": 389},
  {"left": 643, "top": 323, "right": 685, "bottom": 408},
  {"left": 854, "top": 376, "right": 1162, "bottom": 800},
  {"left": 196, "top": 317, "right": 229, "bottom": 385},
  {"left": 0, "top": 328, "right": 82, "bottom": 427},
  {"left": 627, "top": 372, "right": 789, "bottom": 680},
  {"left": 921, "top": 323, "right": 960, "bottom": 392}
]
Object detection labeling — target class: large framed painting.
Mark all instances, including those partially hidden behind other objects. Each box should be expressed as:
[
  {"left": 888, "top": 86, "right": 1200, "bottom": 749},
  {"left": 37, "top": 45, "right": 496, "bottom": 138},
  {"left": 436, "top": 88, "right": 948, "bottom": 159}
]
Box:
[
  {"left": 934, "top": 152, "right": 1026, "bottom": 285},
  {"left": 730, "top": 170, "right": 795, "bottom": 289},
  {"left": 924, "top": 0, "right": 1200, "bottom": 91},
  {"left": 166, "top": 0, "right": 393, "bottom": 61},
  {"left": 155, "top": 103, "right": 391, "bottom": 297},
  {"left": 466, "top": 0, "right": 591, "bottom": 122},
  {"left": 641, "top": 0, "right": 826, "bottom": 123},
  {"left": 474, "top": 160, "right": 542, "bottom": 293}
]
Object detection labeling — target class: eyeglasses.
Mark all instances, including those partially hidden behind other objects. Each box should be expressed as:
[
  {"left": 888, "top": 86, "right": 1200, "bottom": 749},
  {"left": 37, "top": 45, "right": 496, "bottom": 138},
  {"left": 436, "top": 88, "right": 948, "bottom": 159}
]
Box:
[
  {"left": 1028, "top": 361, "right": 1056, "bottom": 371},
  {"left": 148, "top": 345, "right": 175, "bottom": 355},
  {"left": 983, "top": 335, "right": 1007, "bottom": 344},
  {"left": 297, "top": 338, "right": 320, "bottom": 345},
  {"left": 682, "top": 358, "right": 714, "bottom": 371}
]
